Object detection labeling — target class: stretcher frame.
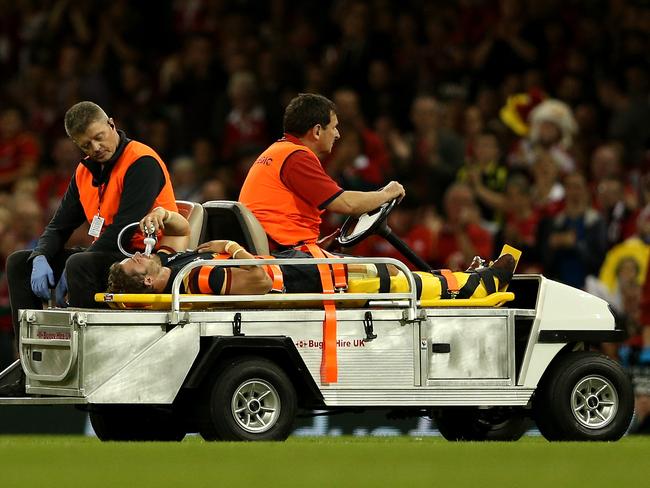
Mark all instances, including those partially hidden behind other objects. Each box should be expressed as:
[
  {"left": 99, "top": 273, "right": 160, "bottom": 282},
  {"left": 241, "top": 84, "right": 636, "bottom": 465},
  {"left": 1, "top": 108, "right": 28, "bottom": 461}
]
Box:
[{"left": 95, "top": 256, "right": 516, "bottom": 314}]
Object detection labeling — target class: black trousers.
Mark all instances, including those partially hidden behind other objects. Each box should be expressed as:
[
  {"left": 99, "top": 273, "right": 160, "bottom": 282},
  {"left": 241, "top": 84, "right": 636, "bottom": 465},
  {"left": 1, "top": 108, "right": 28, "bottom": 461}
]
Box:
[{"left": 6, "top": 249, "right": 124, "bottom": 343}]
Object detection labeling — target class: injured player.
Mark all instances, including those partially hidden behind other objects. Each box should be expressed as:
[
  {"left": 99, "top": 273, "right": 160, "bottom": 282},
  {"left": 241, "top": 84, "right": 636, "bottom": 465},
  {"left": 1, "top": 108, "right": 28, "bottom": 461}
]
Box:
[{"left": 106, "top": 207, "right": 516, "bottom": 300}]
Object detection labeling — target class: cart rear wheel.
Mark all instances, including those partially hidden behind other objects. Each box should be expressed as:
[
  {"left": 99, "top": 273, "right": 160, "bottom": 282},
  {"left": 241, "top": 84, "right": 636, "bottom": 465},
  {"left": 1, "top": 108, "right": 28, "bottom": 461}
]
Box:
[
  {"left": 434, "top": 408, "right": 529, "bottom": 441},
  {"left": 89, "top": 405, "right": 186, "bottom": 441},
  {"left": 533, "top": 351, "right": 633, "bottom": 441},
  {"left": 199, "top": 357, "right": 296, "bottom": 441}
]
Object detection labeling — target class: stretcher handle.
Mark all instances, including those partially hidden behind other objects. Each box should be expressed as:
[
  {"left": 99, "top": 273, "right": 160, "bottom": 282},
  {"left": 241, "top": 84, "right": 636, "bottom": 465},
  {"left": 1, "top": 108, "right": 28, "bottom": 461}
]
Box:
[{"left": 168, "top": 256, "right": 420, "bottom": 324}]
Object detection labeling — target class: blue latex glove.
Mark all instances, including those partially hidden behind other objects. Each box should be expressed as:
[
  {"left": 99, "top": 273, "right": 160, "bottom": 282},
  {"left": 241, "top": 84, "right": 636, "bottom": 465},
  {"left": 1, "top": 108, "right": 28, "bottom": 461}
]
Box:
[
  {"left": 30, "top": 255, "right": 55, "bottom": 300},
  {"left": 55, "top": 271, "right": 68, "bottom": 308},
  {"left": 639, "top": 347, "right": 650, "bottom": 365}
]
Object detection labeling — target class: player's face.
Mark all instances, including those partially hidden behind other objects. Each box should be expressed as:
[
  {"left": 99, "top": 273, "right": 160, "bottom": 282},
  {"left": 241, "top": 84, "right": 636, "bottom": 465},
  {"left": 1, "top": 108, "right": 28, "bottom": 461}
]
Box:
[
  {"left": 119, "top": 252, "right": 160, "bottom": 277},
  {"left": 72, "top": 118, "right": 119, "bottom": 163},
  {"left": 317, "top": 112, "right": 340, "bottom": 154}
]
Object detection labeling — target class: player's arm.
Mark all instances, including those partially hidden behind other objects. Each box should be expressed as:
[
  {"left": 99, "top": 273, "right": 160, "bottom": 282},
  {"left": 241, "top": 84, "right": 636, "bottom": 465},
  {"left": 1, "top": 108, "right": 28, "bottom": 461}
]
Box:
[
  {"left": 140, "top": 207, "right": 190, "bottom": 252},
  {"left": 196, "top": 240, "right": 273, "bottom": 294}
]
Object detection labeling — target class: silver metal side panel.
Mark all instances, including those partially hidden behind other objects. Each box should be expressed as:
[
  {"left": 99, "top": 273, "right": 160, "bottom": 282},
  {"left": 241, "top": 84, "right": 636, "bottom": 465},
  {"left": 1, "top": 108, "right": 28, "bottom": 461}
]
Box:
[
  {"left": 23, "top": 309, "right": 199, "bottom": 403},
  {"left": 23, "top": 310, "right": 169, "bottom": 396},
  {"left": 81, "top": 325, "right": 167, "bottom": 395},
  {"left": 423, "top": 316, "right": 510, "bottom": 383},
  {"left": 421, "top": 310, "right": 515, "bottom": 388},
  {"left": 87, "top": 322, "right": 200, "bottom": 404},
  {"left": 201, "top": 309, "right": 419, "bottom": 389}
]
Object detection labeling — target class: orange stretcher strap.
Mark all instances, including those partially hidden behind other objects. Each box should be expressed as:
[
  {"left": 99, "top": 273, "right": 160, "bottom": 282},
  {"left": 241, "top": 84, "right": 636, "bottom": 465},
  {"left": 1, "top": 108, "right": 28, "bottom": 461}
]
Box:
[
  {"left": 197, "top": 266, "right": 213, "bottom": 293},
  {"left": 298, "top": 244, "right": 347, "bottom": 291},
  {"left": 182, "top": 252, "right": 229, "bottom": 292},
  {"left": 302, "top": 243, "right": 338, "bottom": 383},
  {"left": 318, "top": 248, "right": 348, "bottom": 291},
  {"left": 439, "top": 269, "right": 459, "bottom": 296},
  {"left": 255, "top": 255, "right": 284, "bottom": 293}
]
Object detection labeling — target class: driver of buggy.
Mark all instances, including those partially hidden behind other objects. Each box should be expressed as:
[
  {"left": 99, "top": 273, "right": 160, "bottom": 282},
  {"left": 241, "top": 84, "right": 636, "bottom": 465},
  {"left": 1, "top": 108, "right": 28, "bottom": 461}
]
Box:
[{"left": 106, "top": 207, "right": 516, "bottom": 300}]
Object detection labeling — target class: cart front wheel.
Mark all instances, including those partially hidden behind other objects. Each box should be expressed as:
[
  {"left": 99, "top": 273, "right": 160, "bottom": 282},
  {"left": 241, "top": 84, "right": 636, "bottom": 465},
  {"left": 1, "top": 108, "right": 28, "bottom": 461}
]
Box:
[{"left": 533, "top": 351, "right": 633, "bottom": 441}]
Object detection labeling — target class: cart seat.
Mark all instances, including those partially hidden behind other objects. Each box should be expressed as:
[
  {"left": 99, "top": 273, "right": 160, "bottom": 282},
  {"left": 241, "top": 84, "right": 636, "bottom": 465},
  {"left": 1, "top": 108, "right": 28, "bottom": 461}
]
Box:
[{"left": 200, "top": 201, "right": 269, "bottom": 255}]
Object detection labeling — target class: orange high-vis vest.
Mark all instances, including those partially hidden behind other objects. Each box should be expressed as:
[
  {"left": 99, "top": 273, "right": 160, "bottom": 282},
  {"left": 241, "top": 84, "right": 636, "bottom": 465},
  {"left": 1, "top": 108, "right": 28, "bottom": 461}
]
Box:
[
  {"left": 75, "top": 140, "right": 177, "bottom": 250},
  {"left": 239, "top": 140, "right": 322, "bottom": 246}
]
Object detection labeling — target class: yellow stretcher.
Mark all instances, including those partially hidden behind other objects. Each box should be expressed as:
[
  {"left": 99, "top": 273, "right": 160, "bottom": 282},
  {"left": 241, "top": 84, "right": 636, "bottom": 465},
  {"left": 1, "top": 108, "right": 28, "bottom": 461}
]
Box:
[
  {"left": 94, "top": 290, "right": 516, "bottom": 310},
  {"left": 95, "top": 246, "right": 521, "bottom": 311}
]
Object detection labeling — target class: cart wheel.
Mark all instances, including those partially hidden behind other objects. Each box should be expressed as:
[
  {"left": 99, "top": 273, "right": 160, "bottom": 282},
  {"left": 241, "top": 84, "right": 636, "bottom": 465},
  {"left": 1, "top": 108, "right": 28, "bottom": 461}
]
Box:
[
  {"left": 200, "top": 357, "right": 297, "bottom": 441},
  {"left": 434, "top": 408, "right": 529, "bottom": 441},
  {"left": 89, "top": 406, "right": 186, "bottom": 441},
  {"left": 533, "top": 351, "right": 634, "bottom": 441}
]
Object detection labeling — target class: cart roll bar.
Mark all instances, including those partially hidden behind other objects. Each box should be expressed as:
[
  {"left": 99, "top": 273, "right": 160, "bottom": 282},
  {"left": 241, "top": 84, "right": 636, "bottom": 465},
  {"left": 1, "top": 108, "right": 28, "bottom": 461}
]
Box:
[{"left": 168, "top": 256, "right": 421, "bottom": 325}]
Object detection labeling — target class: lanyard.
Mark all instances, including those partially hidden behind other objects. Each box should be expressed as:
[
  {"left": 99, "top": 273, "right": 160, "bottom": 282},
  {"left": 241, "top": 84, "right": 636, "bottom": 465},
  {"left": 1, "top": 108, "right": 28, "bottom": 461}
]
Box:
[{"left": 97, "top": 183, "right": 106, "bottom": 217}]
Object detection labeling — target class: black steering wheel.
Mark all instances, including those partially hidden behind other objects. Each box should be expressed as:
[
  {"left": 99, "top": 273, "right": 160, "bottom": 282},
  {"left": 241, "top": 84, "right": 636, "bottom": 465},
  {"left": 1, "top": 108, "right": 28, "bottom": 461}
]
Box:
[
  {"left": 336, "top": 197, "right": 433, "bottom": 272},
  {"left": 337, "top": 198, "right": 398, "bottom": 247}
]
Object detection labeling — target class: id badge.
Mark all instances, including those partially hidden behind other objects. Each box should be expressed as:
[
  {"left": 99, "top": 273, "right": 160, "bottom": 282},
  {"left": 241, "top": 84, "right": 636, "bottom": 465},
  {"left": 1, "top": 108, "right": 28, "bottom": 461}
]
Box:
[{"left": 89, "top": 214, "right": 105, "bottom": 237}]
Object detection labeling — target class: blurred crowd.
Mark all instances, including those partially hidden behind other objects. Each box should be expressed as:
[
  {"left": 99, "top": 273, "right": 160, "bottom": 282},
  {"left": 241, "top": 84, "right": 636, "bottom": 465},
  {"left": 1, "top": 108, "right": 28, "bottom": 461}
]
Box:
[{"left": 1, "top": 0, "right": 650, "bottom": 428}]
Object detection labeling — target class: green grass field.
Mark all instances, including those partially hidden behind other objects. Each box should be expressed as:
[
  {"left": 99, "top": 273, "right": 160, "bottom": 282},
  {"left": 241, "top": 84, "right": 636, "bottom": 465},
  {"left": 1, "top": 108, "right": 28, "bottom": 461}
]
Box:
[{"left": 1, "top": 435, "right": 649, "bottom": 487}]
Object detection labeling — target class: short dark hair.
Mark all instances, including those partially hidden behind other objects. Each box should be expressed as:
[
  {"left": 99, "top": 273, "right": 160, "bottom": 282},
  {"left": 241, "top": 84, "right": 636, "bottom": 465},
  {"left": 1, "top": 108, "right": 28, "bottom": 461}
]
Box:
[
  {"left": 283, "top": 93, "right": 336, "bottom": 136},
  {"left": 107, "top": 262, "right": 150, "bottom": 294},
  {"left": 64, "top": 101, "right": 108, "bottom": 137}
]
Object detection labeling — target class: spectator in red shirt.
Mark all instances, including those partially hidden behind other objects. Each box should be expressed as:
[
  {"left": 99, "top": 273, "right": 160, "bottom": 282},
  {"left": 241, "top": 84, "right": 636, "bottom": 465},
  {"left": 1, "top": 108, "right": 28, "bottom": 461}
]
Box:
[
  {"left": 0, "top": 107, "right": 40, "bottom": 191},
  {"left": 435, "top": 182, "right": 494, "bottom": 270},
  {"left": 530, "top": 152, "right": 566, "bottom": 218},
  {"left": 497, "top": 173, "right": 542, "bottom": 272},
  {"left": 219, "top": 71, "right": 271, "bottom": 164},
  {"left": 35, "top": 136, "right": 81, "bottom": 220}
]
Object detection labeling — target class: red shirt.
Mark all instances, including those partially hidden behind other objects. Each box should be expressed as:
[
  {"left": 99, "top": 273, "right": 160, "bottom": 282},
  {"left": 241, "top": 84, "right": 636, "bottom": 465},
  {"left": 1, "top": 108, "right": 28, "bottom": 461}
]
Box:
[
  {"left": 280, "top": 135, "right": 343, "bottom": 210},
  {"left": 221, "top": 106, "right": 269, "bottom": 162},
  {"left": 36, "top": 172, "right": 70, "bottom": 212},
  {"left": 0, "top": 132, "right": 40, "bottom": 187},
  {"left": 435, "top": 223, "right": 493, "bottom": 269},
  {"left": 504, "top": 209, "right": 541, "bottom": 246}
]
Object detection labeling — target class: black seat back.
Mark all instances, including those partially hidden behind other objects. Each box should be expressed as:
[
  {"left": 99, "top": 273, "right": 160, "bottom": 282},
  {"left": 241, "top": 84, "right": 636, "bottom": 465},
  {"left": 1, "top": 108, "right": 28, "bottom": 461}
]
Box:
[{"left": 200, "top": 201, "right": 270, "bottom": 255}]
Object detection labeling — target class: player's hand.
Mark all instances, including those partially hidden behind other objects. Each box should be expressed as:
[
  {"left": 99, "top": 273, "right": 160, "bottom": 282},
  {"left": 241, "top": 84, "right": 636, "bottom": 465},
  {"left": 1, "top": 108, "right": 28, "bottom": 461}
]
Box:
[
  {"left": 196, "top": 240, "right": 231, "bottom": 254},
  {"left": 139, "top": 207, "right": 169, "bottom": 234}
]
